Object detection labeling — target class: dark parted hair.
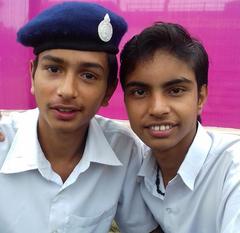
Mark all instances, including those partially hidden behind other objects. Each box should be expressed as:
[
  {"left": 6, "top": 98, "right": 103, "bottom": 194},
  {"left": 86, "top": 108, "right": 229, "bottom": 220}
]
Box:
[
  {"left": 32, "top": 54, "right": 118, "bottom": 87},
  {"left": 120, "top": 22, "right": 209, "bottom": 92}
]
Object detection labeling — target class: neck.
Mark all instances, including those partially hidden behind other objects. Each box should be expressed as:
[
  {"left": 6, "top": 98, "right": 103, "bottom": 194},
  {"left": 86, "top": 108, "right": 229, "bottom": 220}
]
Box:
[
  {"left": 37, "top": 123, "right": 88, "bottom": 182},
  {"left": 154, "top": 149, "right": 186, "bottom": 187},
  {"left": 153, "top": 127, "right": 197, "bottom": 187}
]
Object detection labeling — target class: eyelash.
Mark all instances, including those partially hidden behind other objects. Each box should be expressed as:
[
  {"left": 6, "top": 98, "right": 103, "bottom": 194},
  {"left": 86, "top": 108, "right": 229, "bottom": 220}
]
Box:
[
  {"left": 45, "top": 65, "right": 61, "bottom": 74},
  {"left": 129, "top": 88, "right": 146, "bottom": 97},
  {"left": 43, "top": 65, "right": 98, "bottom": 81},
  {"left": 127, "top": 87, "right": 187, "bottom": 98},
  {"left": 81, "top": 72, "right": 97, "bottom": 81},
  {"left": 168, "top": 87, "right": 186, "bottom": 96}
]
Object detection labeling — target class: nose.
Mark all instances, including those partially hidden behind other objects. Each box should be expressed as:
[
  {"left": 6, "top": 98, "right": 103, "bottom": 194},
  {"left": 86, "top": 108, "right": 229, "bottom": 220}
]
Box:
[
  {"left": 148, "top": 92, "right": 170, "bottom": 117},
  {"left": 57, "top": 73, "right": 78, "bottom": 99}
]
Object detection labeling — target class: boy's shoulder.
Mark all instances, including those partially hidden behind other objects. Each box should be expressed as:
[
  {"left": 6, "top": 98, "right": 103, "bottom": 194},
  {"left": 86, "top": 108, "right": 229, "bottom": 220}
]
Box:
[
  {"left": 208, "top": 129, "right": 240, "bottom": 148},
  {"left": 206, "top": 128, "right": 240, "bottom": 162},
  {"left": 95, "top": 114, "right": 135, "bottom": 137},
  {"left": 94, "top": 114, "right": 146, "bottom": 147},
  {"left": 0, "top": 109, "right": 39, "bottom": 164}
]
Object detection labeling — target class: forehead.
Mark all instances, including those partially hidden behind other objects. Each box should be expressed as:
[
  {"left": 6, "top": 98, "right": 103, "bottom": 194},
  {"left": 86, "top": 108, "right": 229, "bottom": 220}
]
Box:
[{"left": 126, "top": 50, "right": 196, "bottom": 85}]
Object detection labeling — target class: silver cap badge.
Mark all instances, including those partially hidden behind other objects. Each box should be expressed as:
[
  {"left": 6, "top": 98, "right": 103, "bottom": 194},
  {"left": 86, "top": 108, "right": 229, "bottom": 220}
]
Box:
[{"left": 98, "top": 14, "right": 113, "bottom": 42}]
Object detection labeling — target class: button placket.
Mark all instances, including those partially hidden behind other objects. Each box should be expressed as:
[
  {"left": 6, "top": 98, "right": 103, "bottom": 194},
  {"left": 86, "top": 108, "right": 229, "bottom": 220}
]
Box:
[{"left": 49, "top": 193, "right": 67, "bottom": 233}]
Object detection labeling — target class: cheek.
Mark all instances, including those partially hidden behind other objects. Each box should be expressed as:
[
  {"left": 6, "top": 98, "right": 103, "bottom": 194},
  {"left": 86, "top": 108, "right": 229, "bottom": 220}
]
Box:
[
  {"left": 124, "top": 99, "right": 134, "bottom": 116},
  {"left": 125, "top": 102, "right": 143, "bottom": 126},
  {"left": 179, "top": 99, "right": 199, "bottom": 119},
  {"left": 83, "top": 87, "right": 107, "bottom": 107},
  {"left": 33, "top": 80, "right": 56, "bottom": 101}
]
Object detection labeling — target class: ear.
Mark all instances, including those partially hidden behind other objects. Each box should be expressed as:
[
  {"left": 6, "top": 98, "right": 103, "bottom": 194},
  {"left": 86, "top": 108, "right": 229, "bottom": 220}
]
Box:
[
  {"left": 197, "top": 84, "right": 208, "bottom": 115},
  {"left": 101, "top": 80, "right": 118, "bottom": 107},
  {"left": 29, "top": 60, "right": 35, "bottom": 95}
]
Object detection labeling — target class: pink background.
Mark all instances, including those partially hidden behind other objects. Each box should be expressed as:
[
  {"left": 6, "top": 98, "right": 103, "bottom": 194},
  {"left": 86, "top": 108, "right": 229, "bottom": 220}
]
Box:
[{"left": 0, "top": 0, "right": 240, "bottom": 128}]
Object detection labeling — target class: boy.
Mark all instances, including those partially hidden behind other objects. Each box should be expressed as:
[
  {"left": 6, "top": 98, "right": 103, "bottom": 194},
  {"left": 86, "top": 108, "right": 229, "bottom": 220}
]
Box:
[
  {"left": 0, "top": 2, "right": 158, "bottom": 232},
  {"left": 120, "top": 22, "right": 240, "bottom": 233}
]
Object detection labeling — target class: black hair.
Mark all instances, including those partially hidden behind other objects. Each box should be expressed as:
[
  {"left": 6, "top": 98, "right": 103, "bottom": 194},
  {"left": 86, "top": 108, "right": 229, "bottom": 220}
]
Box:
[
  {"left": 107, "top": 54, "right": 118, "bottom": 87},
  {"left": 31, "top": 54, "right": 118, "bottom": 87},
  {"left": 120, "top": 22, "right": 208, "bottom": 92}
]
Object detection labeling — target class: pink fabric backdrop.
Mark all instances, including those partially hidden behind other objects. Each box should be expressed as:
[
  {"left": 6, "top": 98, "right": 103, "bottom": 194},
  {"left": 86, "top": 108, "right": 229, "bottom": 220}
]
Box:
[{"left": 0, "top": 0, "right": 240, "bottom": 128}]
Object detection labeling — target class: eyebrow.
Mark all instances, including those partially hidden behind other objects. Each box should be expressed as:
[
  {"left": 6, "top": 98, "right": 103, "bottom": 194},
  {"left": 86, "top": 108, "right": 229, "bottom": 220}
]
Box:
[
  {"left": 125, "top": 81, "right": 148, "bottom": 89},
  {"left": 162, "top": 77, "right": 193, "bottom": 88},
  {"left": 41, "top": 55, "right": 65, "bottom": 64},
  {"left": 40, "top": 55, "right": 105, "bottom": 71},
  {"left": 125, "top": 77, "right": 193, "bottom": 89}
]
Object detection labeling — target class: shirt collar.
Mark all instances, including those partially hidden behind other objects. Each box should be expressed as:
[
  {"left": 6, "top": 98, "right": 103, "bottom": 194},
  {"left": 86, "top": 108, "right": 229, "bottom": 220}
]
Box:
[
  {"left": 57, "top": 116, "right": 123, "bottom": 189},
  {"left": 0, "top": 109, "right": 49, "bottom": 174},
  {"left": 137, "top": 148, "right": 155, "bottom": 179},
  {"left": 0, "top": 109, "right": 122, "bottom": 175},
  {"left": 178, "top": 123, "right": 212, "bottom": 190},
  {"left": 81, "top": 116, "right": 122, "bottom": 167},
  {"left": 137, "top": 124, "right": 213, "bottom": 191}
]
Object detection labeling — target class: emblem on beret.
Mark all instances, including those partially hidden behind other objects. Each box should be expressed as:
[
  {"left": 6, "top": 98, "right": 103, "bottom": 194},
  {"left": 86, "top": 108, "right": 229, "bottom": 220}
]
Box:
[{"left": 98, "top": 14, "right": 113, "bottom": 42}]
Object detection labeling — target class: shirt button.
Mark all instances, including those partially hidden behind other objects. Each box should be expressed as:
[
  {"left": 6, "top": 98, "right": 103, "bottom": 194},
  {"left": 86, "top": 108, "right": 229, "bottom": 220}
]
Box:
[{"left": 166, "top": 207, "right": 172, "bottom": 214}]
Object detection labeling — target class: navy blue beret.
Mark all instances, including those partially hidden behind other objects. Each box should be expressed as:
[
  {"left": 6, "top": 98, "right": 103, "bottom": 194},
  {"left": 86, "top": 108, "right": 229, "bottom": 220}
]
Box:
[{"left": 17, "top": 1, "right": 127, "bottom": 55}]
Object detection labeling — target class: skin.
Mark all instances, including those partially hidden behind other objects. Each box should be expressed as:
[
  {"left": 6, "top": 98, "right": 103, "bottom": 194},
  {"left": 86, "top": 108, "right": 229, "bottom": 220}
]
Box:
[
  {"left": 124, "top": 50, "right": 207, "bottom": 186},
  {"left": 151, "top": 226, "right": 165, "bottom": 233},
  {"left": 30, "top": 49, "right": 116, "bottom": 181}
]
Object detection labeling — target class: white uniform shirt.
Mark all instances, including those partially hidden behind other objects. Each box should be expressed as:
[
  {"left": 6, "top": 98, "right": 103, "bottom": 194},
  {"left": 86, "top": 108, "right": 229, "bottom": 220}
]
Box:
[
  {"left": 0, "top": 109, "right": 157, "bottom": 233},
  {"left": 138, "top": 124, "right": 240, "bottom": 233}
]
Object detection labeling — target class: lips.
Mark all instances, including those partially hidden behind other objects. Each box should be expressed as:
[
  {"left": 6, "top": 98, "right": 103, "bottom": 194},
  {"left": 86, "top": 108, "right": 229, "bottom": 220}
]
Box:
[
  {"left": 57, "top": 108, "right": 75, "bottom": 113},
  {"left": 50, "top": 104, "right": 81, "bottom": 121},
  {"left": 50, "top": 103, "right": 80, "bottom": 111}
]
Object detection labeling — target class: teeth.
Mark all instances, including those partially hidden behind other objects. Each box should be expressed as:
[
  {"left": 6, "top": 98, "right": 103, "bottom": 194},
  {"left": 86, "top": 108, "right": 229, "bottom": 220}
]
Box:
[
  {"left": 58, "top": 108, "right": 73, "bottom": 112},
  {"left": 160, "top": 125, "right": 165, "bottom": 131},
  {"left": 151, "top": 125, "right": 172, "bottom": 131}
]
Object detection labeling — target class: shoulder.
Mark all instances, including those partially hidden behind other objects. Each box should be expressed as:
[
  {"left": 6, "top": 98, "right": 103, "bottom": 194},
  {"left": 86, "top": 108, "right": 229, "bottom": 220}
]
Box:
[
  {"left": 207, "top": 130, "right": 240, "bottom": 167},
  {"left": 0, "top": 113, "right": 19, "bottom": 141},
  {"left": 95, "top": 115, "right": 131, "bottom": 133},
  {"left": 94, "top": 115, "right": 147, "bottom": 158},
  {"left": 208, "top": 130, "right": 240, "bottom": 153},
  {"left": 0, "top": 108, "right": 39, "bottom": 151},
  {"left": 0, "top": 108, "right": 38, "bottom": 130},
  {"left": 0, "top": 113, "right": 19, "bottom": 167},
  {"left": 94, "top": 115, "right": 141, "bottom": 142}
]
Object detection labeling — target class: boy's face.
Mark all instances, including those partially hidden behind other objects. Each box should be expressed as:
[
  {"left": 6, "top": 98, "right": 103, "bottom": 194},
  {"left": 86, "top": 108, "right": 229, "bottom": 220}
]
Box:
[
  {"left": 31, "top": 49, "right": 115, "bottom": 134},
  {"left": 124, "top": 50, "right": 207, "bottom": 155}
]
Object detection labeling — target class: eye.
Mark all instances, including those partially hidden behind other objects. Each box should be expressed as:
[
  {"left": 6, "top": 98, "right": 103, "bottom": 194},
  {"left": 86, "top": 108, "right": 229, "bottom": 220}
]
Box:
[
  {"left": 81, "top": 72, "right": 97, "bottom": 81},
  {"left": 135, "top": 89, "right": 145, "bottom": 96},
  {"left": 128, "top": 88, "right": 146, "bottom": 98},
  {"left": 46, "top": 65, "right": 61, "bottom": 73},
  {"left": 169, "top": 87, "right": 185, "bottom": 96}
]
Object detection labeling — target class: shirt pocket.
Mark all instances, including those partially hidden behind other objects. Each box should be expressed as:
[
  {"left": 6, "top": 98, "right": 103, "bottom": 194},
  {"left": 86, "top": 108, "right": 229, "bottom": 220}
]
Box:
[{"left": 66, "top": 204, "right": 117, "bottom": 233}]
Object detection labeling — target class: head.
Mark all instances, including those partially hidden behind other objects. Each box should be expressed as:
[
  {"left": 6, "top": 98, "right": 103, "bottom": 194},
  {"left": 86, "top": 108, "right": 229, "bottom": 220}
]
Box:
[
  {"left": 120, "top": 22, "right": 208, "bottom": 155},
  {"left": 17, "top": 1, "right": 127, "bottom": 134}
]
